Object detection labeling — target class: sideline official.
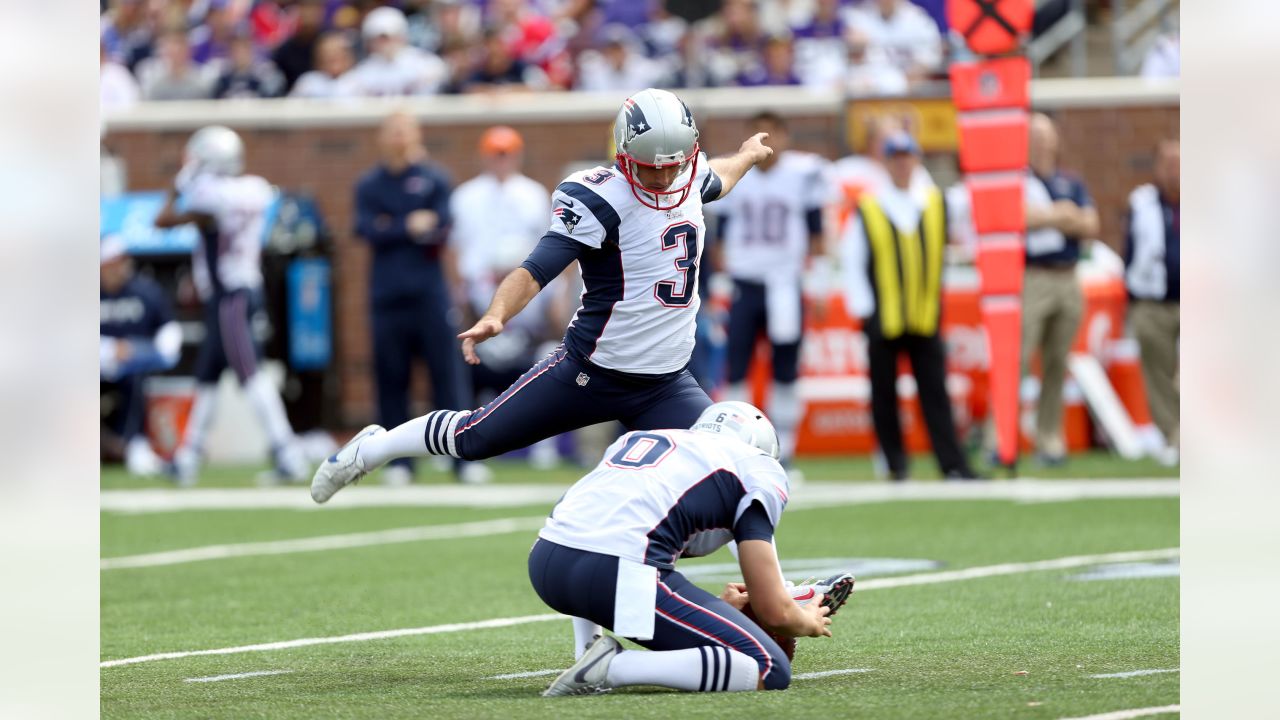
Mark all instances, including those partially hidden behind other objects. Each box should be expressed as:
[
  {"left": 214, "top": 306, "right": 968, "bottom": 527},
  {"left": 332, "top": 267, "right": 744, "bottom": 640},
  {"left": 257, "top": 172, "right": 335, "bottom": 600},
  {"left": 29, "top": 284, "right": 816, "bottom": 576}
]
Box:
[
  {"left": 840, "top": 132, "right": 977, "bottom": 481},
  {"left": 1120, "top": 139, "right": 1179, "bottom": 463},
  {"left": 1022, "top": 113, "right": 1099, "bottom": 465},
  {"left": 354, "top": 111, "right": 481, "bottom": 484}
]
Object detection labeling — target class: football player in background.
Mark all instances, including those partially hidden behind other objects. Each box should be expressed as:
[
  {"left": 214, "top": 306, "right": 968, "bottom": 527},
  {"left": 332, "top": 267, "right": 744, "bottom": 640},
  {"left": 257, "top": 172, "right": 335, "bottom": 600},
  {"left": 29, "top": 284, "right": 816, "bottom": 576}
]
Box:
[
  {"left": 313, "top": 88, "right": 774, "bottom": 502},
  {"left": 154, "top": 126, "right": 309, "bottom": 485},
  {"left": 706, "top": 111, "right": 834, "bottom": 467},
  {"left": 100, "top": 235, "right": 182, "bottom": 476},
  {"left": 529, "top": 402, "right": 850, "bottom": 695}
]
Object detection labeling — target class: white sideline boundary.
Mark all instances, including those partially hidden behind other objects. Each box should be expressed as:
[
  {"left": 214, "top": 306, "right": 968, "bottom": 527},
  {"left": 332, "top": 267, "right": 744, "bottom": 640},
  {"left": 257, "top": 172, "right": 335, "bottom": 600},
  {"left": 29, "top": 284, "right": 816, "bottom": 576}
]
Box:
[
  {"left": 100, "top": 547, "right": 1177, "bottom": 669},
  {"left": 100, "top": 479, "right": 1179, "bottom": 514},
  {"left": 1057, "top": 704, "right": 1180, "bottom": 720},
  {"left": 101, "top": 517, "right": 547, "bottom": 570}
]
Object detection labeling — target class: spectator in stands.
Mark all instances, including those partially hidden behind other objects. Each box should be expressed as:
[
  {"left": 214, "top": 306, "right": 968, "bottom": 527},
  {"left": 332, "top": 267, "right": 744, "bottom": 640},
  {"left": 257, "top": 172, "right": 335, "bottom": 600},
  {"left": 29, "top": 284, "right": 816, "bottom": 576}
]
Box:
[
  {"left": 353, "top": 111, "right": 489, "bottom": 485},
  {"left": 271, "top": 0, "right": 328, "bottom": 92},
  {"left": 101, "top": 0, "right": 164, "bottom": 71},
  {"left": 735, "top": 33, "right": 802, "bottom": 86},
  {"left": 791, "top": 0, "right": 846, "bottom": 88},
  {"left": 100, "top": 235, "right": 182, "bottom": 477},
  {"left": 464, "top": 26, "right": 545, "bottom": 92},
  {"left": 214, "top": 33, "right": 286, "bottom": 99},
  {"left": 1140, "top": 29, "right": 1179, "bottom": 78},
  {"left": 843, "top": 26, "right": 908, "bottom": 96},
  {"left": 188, "top": 0, "right": 241, "bottom": 66},
  {"left": 1120, "top": 139, "right": 1180, "bottom": 463},
  {"left": 290, "top": 32, "right": 357, "bottom": 98},
  {"left": 101, "top": 41, "right": 141, "bottom": 112},
  {"left": 136, "top": 29, "right": 216, "bottom": 100},
  {"left": 839, "top": 132, "right": 978, "bottom": 481},
  {"left": 412, "top": 0, "right": 481, "bottom": 55},
  {"left": 576, "top": 24, "right": 663, "bottom": 92},
  {"left": 343, "top": 6, "right": 448, "bottom": 96},
  {"left": 847, "top": 0, "right": 943, "bottom": 81},
  {"left": 489, "top": 0, "right": 572, "bottom": 89},
  {"left": 1021, "top": 112, "right": 1099, "bottom": 466},
  {"left": 449, "top": 126, "right": 563, "bottom": 468},
  {"left": 699, "top": 0, "right": 768, "bottom": 87}
]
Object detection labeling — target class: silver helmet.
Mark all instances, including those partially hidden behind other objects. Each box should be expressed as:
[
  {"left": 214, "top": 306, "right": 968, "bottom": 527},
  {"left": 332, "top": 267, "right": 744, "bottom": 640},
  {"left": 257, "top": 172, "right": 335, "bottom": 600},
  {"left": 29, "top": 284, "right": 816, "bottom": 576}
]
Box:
[
  {"left": 691, "top": 401, "right": 780, "bottom": 460},
  {"left": 612, "top": 88, "right": 700, "bottom": 210},
  {"left": 184, "top": 125, "right": 245, "bottom": 177}
]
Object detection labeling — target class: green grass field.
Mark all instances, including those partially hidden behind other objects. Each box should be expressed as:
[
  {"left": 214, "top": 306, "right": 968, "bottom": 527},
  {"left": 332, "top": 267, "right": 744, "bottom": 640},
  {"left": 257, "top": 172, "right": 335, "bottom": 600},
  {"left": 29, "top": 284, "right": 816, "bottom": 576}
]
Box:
[{"left": 101, "top": 456, "right": 1179, "bottom": 719}]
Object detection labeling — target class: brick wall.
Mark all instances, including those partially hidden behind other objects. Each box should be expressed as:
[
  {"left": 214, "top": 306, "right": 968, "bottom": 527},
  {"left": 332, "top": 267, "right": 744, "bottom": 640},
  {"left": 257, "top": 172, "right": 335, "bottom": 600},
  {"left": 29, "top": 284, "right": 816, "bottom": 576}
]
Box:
[{"left": 105, "top": 100, "right": 1176, "bottom": 426}]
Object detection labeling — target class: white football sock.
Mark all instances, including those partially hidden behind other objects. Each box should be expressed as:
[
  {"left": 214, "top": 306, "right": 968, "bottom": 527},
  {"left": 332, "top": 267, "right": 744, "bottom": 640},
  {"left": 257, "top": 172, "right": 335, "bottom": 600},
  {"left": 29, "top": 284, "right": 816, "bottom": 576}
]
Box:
[
  {"left": 572, "top": 618, "right": 603, "bottom": 660},
  {"left": 768, "top": 381, "right": 801, "bottom": 463},
  {"left": 181, "top": 384, "right": 218, "bottom": 453},
  {"left": 607, "top": 646, "right": 758, "bottom": 692},
  {"left": 357, "top": 410, "right": 467, "bottom": 467},
  {"left": 245, "top": 372, "right": 297, "bottom": 448}
]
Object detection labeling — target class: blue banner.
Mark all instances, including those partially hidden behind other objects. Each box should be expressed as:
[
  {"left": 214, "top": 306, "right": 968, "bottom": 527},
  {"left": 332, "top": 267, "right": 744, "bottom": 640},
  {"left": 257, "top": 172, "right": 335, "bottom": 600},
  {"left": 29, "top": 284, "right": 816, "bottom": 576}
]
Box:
[
  {"left": 286, "top": 258, "right": 332, "bottom": 370},
  {"left": 100, "top": 191, "right": 280, "bottom": 255}
]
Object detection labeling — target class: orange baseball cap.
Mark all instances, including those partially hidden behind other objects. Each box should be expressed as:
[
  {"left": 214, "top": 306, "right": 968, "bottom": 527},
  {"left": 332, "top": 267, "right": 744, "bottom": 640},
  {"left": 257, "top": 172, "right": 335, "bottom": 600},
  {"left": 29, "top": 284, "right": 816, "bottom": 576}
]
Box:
[{"left": 479, "top": 126, "right": 524, "bottom": 155}]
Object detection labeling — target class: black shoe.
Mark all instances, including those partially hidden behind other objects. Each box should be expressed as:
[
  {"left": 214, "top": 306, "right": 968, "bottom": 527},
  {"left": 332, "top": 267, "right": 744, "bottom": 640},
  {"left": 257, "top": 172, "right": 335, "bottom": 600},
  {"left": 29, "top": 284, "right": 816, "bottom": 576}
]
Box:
[
  {"left": 890, "top": 468, "right": 910, "bottom": 482},
  {"left": 945, "top": 468, "right": 985, "bottom": 481}
]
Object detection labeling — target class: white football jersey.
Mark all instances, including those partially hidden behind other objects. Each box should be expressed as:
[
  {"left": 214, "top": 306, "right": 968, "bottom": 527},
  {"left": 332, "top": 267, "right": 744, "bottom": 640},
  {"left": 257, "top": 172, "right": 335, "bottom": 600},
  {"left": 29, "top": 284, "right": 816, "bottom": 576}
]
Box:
[
  {"left": 539, "top": 428, "right": 790, "bottom": 569},
  {"left": 545, "top": 153, "right": 722, "bottom": 374},
  {"left": 711, "top": 151, "right": 832, "bottom": 282},
  {"left": 182, "top": 173, "right": 273, "bottom": 300}
]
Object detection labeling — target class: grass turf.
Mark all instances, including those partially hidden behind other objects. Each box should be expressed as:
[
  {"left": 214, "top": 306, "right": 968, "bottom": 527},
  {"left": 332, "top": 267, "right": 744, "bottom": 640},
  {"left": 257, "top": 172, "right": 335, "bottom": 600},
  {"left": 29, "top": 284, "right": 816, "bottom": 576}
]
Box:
[{"left": 102, "top": 491, "right": 1178, "bottom": 719}]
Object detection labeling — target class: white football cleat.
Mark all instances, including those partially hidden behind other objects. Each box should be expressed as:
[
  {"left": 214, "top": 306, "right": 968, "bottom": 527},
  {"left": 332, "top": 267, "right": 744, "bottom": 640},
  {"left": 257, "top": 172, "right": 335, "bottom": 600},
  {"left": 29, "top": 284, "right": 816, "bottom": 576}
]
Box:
[
  {"left": 310, "top": 424, "right": 384, "bottom": 503},
  {"left": 457, "top": 461, "right": 493, "bottom": 485},
  {"left": 171, "top": 445, "right": 201, "bottom": 488},
  {"left": 543, "top": 635, "right": 621, "bottom": 697},
  {"left": 790, "top": 572, "right": 856, "bottom": 616},
  {"left": 380, "top": 464, "right": 413, "bottom": 487}
]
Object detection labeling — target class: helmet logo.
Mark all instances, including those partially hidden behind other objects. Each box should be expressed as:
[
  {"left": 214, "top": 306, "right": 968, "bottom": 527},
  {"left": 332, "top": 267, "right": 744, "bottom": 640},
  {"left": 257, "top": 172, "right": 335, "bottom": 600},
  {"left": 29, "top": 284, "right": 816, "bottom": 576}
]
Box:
[
  {"left": 553, "top": 204, "right": 582, "bottom": 233},
  {"left": 622, "top": 98, "right": 651, "bottom": 143},
  {"left": 679, "top": 100, "right": 695, "bottom": 128}
]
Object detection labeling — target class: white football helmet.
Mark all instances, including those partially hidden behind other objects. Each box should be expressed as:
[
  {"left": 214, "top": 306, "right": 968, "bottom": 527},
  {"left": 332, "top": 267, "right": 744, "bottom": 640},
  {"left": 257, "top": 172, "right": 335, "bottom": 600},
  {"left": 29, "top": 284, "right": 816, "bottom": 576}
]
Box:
[
  {"left": 691, "top": 401, "right": 780, "bottom": 460},
  {"left": 612, "top": 88, "right": 700, "bottom": 210},
  {"left": 178, "top": 125, "right": 244, "bottom": 189}
]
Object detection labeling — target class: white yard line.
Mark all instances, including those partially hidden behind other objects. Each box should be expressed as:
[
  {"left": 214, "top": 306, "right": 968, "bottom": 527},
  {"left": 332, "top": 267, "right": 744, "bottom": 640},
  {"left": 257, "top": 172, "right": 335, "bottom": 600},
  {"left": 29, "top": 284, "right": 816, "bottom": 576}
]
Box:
[
  {"left": 100, "top": 547, "right": 1177, "bottom": 669},
  {"left": 100, "top": 517, "right": 546, "bottom": 570},
  {"left": 1089, "top": 669, "right": 1179, "bottom": 679},
  {"left": 100, "top": 479, "right": 1178, "bottom": 514},
  {"left": 184, "top": 670, "right": 294, "bottom": 683},
  {"left": 1058, "top": 704, "right": 1180, "bottom": 720},
  {"left": 794, "top": 668, "right": 874, "bottom": 679},
  {"left": 855, "top": 548, "right": 1179, "bottom": 591},
  {"left": 485, "top": 669, "right": 561, "bottom": 680},
  {"left": 101, "top": 614, "right": 563, "bottom": 668}
]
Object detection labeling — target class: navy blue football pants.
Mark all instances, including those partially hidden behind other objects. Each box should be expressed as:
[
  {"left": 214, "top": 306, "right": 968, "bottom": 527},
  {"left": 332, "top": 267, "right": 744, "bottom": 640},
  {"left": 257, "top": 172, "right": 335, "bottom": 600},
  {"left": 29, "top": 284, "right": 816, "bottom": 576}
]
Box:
[
  {"left": 195, "top": 289, "right": 262, "bottom": 385},
  {"left": 449, "top": 346, "right": 712, "bottom": 461},
  {"left": 371, "top": 283, "right": 471, "bottom": 472},
  {"left": 528, "top": 539, "right": 791, "bottom": 689},
  {"left": 726, "top": 279, "right": 801, "bottom": 384}
]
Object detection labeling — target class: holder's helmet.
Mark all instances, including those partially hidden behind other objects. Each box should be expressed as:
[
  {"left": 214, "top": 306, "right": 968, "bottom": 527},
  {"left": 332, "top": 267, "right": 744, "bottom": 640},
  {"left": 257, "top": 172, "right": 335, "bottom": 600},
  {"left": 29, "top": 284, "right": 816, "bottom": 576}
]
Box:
[
  {"left": 691, "top": 401, "right": 780, "bottom": 460},
  {"left": 612, "top": 88, "right": 700, "bottom": 210},
  {"left": 184, "top": 125, "right": 244, "bottom": 177}
]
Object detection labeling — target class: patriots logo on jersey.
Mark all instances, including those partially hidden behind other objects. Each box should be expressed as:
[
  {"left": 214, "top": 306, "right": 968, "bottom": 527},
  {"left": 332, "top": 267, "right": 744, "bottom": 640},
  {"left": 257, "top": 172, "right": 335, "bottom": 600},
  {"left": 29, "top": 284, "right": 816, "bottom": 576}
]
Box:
[
  {"left": 554, "top": 204, "right": 583, "bottom": 233},
  {"left": 623, "top": 98, "right": 651, "bottom": 141}
]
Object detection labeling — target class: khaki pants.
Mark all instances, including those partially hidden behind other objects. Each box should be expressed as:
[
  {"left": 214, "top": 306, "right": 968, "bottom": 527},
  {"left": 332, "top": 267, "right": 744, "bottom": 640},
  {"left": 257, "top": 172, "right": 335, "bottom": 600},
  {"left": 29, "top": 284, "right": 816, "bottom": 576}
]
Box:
[
  {"left": 1130, "top": 300, "right": 1180, "bottom": 446},
  {"left": 1021, "top": 267, "right": 1083, "bottom": 457}
]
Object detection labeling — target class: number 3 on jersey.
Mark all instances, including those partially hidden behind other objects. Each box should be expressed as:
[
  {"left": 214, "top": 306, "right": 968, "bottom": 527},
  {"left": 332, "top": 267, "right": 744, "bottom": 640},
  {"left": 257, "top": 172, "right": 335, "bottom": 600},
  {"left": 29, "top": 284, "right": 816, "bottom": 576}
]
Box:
[
  {"left": 606, "top": 432, "right": 676, "bottom": 469},
  {"left": 655, "top": 221, "right": 699, "bottom": 307}
]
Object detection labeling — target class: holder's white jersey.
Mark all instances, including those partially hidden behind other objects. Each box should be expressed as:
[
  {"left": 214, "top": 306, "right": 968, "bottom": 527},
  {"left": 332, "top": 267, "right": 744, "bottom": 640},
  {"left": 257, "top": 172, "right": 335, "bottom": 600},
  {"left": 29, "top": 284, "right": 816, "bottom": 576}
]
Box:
[
  {"left": 539, "top": 428, "right": 790, "bottom": 570},
  {"left": 546, "top": 154, "right": 722, "bottom": 375},
  {"left": 182, "top": 173, "right": 273, "bottom": 300},
  {"left": 711, "top": 151, "right": 832, "bottom": 283}
]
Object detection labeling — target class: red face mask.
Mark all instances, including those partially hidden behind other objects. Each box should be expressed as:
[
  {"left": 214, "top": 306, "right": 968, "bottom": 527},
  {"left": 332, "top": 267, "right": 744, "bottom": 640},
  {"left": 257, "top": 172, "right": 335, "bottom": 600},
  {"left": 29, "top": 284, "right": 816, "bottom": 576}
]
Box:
[{"left": 615, "top": 144, "right": 700, "bottom": 211}]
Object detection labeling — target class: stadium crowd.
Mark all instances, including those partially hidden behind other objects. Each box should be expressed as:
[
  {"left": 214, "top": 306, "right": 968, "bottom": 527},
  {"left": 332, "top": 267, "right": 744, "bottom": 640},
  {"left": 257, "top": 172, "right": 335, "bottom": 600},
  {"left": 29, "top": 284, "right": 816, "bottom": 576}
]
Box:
[{"left": 99, "top": 0, "right": 1014, "bottom": 107}]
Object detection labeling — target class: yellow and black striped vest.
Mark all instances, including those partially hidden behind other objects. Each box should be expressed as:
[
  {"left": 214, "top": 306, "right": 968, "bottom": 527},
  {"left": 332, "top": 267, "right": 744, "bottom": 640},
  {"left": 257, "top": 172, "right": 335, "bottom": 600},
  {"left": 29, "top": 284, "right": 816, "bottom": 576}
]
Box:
[{"left": 858, "top": 189, "right": 946, "bottom": 339}]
